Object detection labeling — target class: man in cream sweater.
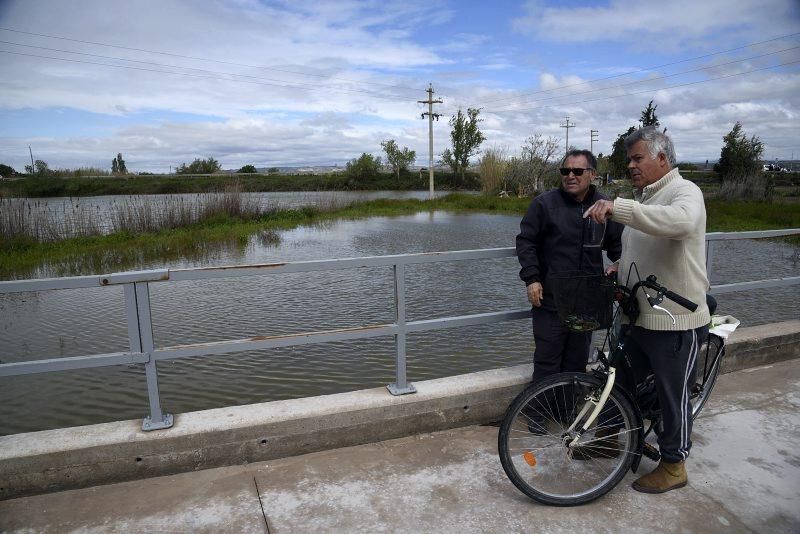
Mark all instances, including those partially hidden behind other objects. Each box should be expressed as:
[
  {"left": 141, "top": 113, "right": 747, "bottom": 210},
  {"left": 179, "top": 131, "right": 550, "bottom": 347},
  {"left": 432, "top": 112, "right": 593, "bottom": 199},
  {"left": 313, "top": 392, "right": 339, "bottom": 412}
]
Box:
[{"left": 584, "top": 126, "right": 710, "bottom": 494}]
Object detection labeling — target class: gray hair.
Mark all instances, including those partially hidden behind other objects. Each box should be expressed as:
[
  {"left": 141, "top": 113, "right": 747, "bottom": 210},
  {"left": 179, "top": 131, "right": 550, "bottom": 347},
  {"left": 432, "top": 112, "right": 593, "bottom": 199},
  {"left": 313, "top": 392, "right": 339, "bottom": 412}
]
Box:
[{"left": 624, "top": 126, "right": 677, "bottom": 167}]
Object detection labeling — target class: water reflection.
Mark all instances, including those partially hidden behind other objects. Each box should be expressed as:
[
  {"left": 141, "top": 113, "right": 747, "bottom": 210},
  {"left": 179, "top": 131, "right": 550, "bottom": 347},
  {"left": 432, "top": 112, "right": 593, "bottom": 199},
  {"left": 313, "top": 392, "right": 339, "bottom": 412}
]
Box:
[{"left": 0, "top": 210, "right": 798, "bottom": 435}]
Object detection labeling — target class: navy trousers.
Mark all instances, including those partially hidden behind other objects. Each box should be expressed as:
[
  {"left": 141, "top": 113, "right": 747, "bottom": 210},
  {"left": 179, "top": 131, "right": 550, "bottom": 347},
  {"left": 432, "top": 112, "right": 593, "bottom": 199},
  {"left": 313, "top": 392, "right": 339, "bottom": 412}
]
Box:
[
  {"left": 530, "top": 306, "right": 592, "bottom": 385},
  {"left": 626, "top": 325, "right": 709, "bottom": 463}
]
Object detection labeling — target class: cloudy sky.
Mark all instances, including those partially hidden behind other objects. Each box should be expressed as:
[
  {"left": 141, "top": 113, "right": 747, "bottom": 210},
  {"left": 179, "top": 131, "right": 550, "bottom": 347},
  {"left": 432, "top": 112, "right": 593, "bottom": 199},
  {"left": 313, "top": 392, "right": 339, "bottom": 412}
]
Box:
[{"left": 0, "top": 0, "right": 798, "bottom": 172}]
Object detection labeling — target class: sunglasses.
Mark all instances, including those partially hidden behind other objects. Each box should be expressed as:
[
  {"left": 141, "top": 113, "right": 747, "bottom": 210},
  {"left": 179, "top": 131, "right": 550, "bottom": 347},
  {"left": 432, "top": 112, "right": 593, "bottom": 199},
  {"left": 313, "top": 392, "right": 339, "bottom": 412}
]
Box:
[{"left": 559, "top": 167, "right": 594, "bottom": 176}]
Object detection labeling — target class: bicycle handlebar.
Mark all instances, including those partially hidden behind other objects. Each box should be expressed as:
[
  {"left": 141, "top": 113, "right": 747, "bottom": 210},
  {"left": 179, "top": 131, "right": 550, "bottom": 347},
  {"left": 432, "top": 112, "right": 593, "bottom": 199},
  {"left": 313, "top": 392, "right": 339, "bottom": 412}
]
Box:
[
  {"left": 663, "top": 289, "right": 698, "bottom": 312},
  {"left": 635, "top": 275, "right": 698, "bottom": 312}
]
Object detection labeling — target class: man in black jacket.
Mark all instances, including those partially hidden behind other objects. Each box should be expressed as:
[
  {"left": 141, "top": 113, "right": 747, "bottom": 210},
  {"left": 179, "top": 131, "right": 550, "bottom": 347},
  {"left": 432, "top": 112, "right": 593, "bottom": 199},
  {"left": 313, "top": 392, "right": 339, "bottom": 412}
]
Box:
[{"left": 516, "top": 149, "right": 623, "bottom": 385}]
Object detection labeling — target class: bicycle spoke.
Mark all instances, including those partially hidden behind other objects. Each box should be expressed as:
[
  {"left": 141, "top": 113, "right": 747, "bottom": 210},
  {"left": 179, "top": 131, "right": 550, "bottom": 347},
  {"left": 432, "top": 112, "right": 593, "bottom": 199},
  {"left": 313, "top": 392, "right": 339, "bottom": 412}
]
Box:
[{"left": 499, "top": 374, "right": 640, "bottom": 505}]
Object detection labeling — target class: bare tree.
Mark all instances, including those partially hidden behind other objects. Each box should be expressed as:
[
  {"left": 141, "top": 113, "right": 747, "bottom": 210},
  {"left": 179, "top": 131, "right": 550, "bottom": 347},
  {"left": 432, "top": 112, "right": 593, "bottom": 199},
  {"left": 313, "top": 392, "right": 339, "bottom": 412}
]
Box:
[{"left": 504, "top": 134, "right": 560, "bottom": 196}]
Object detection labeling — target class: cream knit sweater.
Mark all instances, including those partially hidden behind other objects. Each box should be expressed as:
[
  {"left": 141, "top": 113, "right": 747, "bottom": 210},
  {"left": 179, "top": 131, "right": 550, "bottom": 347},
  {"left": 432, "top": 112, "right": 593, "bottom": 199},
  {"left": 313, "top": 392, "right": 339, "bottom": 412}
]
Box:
[{"left": 612, "top": 168, "right": 711, "bottom": 331}]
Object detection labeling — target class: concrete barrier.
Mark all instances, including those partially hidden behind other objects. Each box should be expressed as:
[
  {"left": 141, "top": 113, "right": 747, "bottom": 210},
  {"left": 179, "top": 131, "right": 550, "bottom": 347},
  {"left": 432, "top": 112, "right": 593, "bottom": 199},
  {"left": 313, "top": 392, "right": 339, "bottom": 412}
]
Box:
[{"left": 2, "top": 320, "right": 799, "bottom": 501}]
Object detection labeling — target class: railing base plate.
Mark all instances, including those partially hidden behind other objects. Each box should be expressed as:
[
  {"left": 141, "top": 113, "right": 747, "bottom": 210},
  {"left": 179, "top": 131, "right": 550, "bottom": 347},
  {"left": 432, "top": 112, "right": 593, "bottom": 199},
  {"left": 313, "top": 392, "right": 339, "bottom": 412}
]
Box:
[
  {"left": 142, "top": 413, "right": 174, "bottom": 431},
  {"left": 387, "top": 383, "right": 417, "bottom": 396}
]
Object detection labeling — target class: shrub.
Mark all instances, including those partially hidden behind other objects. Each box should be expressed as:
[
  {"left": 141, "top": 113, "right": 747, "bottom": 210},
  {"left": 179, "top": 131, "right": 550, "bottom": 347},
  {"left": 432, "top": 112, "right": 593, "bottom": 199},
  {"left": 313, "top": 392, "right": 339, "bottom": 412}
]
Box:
[
  {"left": 716, "top": 122, "right": 770, "bottom": 201},
  {"left": 478, "top": 147, "right": 507, "bottom": 195},
  {"left": 176, "top": 157, "right": 222, "bottom": 175},
  {"left": 345, "top": 153, "right": 382, "bottom": 186}
]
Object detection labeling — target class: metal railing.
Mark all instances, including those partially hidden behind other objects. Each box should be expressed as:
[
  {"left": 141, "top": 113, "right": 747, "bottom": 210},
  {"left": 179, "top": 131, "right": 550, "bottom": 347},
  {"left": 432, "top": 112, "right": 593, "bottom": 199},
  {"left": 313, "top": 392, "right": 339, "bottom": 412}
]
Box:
[{"left": 1, "top": 229, "right": 798, "bottom": 431}]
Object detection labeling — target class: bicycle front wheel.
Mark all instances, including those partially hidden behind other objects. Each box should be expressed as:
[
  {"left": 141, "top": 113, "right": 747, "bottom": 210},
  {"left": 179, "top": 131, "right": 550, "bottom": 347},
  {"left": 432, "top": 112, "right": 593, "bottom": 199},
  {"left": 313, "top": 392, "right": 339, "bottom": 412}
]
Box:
[{"left": 498, "top": 373, "right": 641, "bottom": 506}]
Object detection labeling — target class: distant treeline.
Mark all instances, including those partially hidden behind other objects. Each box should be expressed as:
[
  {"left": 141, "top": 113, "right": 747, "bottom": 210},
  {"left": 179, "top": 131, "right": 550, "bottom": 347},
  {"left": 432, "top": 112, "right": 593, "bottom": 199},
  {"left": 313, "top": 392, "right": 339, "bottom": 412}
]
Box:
[{"left": 0, "top": 171, "right": 481, "bottom": 198}]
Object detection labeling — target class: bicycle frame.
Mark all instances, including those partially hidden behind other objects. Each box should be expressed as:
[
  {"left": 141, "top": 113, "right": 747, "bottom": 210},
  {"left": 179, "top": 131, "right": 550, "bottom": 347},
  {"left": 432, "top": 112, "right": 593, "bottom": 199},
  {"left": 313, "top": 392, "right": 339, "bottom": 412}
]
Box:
[
  {"left": 567, "top": 277, "right": 729, "bottom": 469},
  {"left": 497, "top": 274, "right": 738, "bottom": 505}
]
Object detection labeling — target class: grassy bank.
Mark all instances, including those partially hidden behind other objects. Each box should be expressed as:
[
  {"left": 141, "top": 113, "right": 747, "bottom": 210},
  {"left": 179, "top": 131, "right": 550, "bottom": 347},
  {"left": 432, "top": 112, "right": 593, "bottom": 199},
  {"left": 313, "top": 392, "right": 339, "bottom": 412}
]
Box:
[
  {"left": 0, "top": 171, "right": 481, "bottom": 198},
  {"left": 1, "top": 194, "right": 797, "bottom": 279}
]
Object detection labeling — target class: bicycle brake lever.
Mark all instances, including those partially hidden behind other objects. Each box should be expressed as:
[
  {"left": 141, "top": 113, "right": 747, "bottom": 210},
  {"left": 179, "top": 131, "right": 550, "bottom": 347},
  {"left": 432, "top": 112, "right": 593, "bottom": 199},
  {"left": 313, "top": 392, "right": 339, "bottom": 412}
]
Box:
[{"left": 653, "top": 304, "right": 676, "bottom": 325}]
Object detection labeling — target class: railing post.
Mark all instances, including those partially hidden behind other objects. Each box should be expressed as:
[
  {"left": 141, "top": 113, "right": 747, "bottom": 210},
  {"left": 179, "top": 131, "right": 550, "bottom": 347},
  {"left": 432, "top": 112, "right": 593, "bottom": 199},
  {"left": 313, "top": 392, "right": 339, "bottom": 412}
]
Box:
[
  {"left": 125, "top": 282, "right": 173, "bottom": 431},
  {"left": 387, "top": 262, "right": 416, "bottom": 395},
  {"left": 705, "top": 239, "right": 715, "bottom": 283}
]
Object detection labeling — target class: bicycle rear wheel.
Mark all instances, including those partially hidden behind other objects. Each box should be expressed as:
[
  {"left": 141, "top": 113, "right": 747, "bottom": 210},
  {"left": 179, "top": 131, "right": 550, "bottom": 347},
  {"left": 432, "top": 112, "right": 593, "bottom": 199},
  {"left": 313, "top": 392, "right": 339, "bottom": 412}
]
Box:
[
  {"left": 498, "top": 373, "right": 642, "bottom": 506},
  {"left": 690, "top": 334, "right": 724, "bottom": 420}
]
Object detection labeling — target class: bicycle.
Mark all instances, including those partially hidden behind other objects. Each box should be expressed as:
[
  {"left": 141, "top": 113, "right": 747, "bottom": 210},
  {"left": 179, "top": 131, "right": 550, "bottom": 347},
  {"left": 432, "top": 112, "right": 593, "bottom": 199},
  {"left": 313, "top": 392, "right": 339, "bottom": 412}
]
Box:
[{"left": 497, "top": 272, "right": 739, "bottom": 506}]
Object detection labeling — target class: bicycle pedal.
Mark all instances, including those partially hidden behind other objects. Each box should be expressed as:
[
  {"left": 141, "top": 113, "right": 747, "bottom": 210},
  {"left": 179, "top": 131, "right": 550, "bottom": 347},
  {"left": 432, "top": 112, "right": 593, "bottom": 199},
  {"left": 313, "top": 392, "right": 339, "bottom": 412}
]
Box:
[{"left": 642, "top": 443, "right": 660, "bottom": 461}]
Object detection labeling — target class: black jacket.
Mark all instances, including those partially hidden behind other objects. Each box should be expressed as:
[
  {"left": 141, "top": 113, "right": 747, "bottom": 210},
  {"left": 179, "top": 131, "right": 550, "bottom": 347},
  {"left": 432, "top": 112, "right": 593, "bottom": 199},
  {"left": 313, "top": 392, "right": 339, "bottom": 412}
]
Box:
[{"left": 516, "top": 186, "right": 623, "bottom": 310}]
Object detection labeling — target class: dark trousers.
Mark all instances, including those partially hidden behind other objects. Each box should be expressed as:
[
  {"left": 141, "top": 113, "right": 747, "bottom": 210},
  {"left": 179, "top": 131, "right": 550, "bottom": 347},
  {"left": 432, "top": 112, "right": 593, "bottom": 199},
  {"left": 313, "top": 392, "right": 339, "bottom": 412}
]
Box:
[
  {"left": 626, "top": 325, "right": 709, "bottom": 463},
  {"left": 530, "top": 306, "right": 592, "bottom": 385}
]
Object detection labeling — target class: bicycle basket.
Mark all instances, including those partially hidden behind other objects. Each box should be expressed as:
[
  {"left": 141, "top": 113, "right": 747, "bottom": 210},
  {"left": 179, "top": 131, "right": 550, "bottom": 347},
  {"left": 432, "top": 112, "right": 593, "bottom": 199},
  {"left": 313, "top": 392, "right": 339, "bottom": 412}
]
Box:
[{"left": 548, "top": 271, "right": 615, "bottom": 332}]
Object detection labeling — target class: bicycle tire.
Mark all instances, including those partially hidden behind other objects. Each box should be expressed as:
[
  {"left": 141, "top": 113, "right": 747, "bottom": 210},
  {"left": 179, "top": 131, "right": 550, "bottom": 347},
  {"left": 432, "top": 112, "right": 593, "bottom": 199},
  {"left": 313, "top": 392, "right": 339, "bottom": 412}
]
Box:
[
  {"left": 690, "top": 334, "right": 724, "bottom": 420},
  {"left": 498, "top": 372, "right": 642, "bottom": 506}
]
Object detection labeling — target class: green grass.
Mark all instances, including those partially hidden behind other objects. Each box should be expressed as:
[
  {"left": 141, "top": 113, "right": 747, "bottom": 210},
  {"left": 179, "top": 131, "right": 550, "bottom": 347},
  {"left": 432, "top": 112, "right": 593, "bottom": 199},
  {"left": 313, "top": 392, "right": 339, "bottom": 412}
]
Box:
[
  {"left": 2, "top": 194, "right": 798, "bottom": 279},
  {"left": 705, "top": 200, "right": 800, "bottom": 232},
  {"left": 0, "top": 171, "right": 481, "bottom": 197}
]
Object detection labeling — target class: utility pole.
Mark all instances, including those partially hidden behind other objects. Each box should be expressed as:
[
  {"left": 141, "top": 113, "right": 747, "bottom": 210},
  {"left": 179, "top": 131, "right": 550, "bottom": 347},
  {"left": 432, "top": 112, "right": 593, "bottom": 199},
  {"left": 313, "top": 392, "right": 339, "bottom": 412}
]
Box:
[
  {"left": 560, "top": 116, "right": 575, "bottom": 155},
  {"left": 28, "top": 146, "right": 35, "bottom": 173},
  {"left": 418, "top": 83, "right": 442, "bottom": 199},
  {"left": 590, "top": 130, "right": 599, "bottom": 154}
]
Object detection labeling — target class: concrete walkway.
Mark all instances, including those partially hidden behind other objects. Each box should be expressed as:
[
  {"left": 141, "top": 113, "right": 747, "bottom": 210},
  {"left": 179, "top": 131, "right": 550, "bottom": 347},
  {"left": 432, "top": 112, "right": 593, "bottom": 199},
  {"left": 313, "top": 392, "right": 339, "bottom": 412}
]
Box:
[{"left": 2, "top": 359, "right": 799, "bottom": 533}]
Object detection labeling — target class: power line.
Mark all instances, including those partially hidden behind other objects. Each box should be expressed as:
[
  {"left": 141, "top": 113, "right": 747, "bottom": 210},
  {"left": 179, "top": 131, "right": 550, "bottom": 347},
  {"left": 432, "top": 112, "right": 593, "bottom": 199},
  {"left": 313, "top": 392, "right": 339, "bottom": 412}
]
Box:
[
  {"left": 487, "top": 45, "right": 800, "bottom": 112},
  {"left": 478, "top": 31, "right": 800, "bottom": 107},
  {"left": 486, "top": 58, "right": 800, "bottom": 114},
  {"left": 0, "top": 49, "right": 421, "bottom": 103},
  {"left": 0, "top": 39, "right": 421, "bottom": 100},
  {"left": 0, "top": 26, "right": 423, "bottom": 94}
]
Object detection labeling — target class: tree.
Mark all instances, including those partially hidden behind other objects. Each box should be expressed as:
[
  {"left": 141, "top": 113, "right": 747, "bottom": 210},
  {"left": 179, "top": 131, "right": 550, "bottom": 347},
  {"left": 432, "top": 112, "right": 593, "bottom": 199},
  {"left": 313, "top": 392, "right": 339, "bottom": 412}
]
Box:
[
  {"left": 520, "top": 134, "right": 560, "bottom": 194},
  {"left": 607, "top": 101, "right": 664, "bottom": 182},
  {"left": 718, "top": 122, "right": 764, "bottom": 180},
  {"left": 238, "top": 164, "right": 257, "bottom": 173},
  {"left": 595, "top": 152, "right": 609, "bottom": 176},
  {"left": 345, "top": 153, "right": 382, "bottom": 184},
  {"left": 715, "top": 122, "right": 770, "bottom": 200},
  {"left": 381, "top": 139, "right": 416, "bottom": 179},
  {"left": 500, "top": 135, "right": 561, "bottom": 197},
  {"left": 114, "top": 153, "right": 127, "bottom": 174},
  {"left": 640, "top": 100, "right": 660, "bottom": 127},
  {"left": 176, "top": 157, "right": 222, "bottom": 174},
  {"left": 0, "top": 163, "right": 16, "bottom": 177},
  {"left": 608, "top": 126, "right": 636, "bottom": 181},
  {"left": 442, "top": 107, "right": 486, "bottom": 186},
  {"left": 25, "top": 159, "right": 50, "bottom": 176}
]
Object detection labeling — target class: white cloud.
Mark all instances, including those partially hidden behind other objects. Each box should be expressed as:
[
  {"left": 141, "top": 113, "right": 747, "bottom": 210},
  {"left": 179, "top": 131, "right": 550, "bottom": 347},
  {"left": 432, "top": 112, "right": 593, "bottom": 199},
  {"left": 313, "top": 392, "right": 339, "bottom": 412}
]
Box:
[
  {"left": 0, "top": 0, "right": 798, "bottom": 171},
  {"left": 513, "top": 0, "right": 800, "bottom": 47}
]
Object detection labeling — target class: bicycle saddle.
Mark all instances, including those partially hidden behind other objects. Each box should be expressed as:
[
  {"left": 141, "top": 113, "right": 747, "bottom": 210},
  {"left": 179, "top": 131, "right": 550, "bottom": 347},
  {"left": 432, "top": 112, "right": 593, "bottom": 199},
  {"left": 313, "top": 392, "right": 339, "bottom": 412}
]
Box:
[{"left": 706, "top": 294, "right": 717, "bottom": 316}]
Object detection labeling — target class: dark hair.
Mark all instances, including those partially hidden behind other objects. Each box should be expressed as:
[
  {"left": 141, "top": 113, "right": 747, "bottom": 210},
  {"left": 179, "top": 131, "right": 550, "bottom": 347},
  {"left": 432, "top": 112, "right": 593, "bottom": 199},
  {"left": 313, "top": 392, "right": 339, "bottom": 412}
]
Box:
[{"left": 563, "top": 149, "right": 597, "bottom": 170}]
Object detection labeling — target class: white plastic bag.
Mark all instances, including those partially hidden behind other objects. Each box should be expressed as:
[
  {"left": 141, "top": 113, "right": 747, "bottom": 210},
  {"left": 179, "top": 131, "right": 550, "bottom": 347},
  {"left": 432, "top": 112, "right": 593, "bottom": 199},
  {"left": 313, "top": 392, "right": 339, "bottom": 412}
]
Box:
[{"left": 709, "top": 315, "right": 740, "bottom": 339}]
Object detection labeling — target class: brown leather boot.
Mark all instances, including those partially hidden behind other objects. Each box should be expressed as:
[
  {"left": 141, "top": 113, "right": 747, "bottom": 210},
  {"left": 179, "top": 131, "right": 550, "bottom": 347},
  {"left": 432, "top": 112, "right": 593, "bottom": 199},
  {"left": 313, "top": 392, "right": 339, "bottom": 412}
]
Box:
[{"left": 632, "top": 461, "right": 687, "bottom": 493}]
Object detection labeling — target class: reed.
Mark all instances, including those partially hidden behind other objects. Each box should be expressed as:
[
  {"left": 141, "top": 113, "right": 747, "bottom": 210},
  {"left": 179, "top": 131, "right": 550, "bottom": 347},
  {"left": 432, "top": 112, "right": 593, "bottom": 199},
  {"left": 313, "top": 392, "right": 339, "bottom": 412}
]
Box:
[{"left": 2, "top": 194, "right": 798, "bottom": 279}]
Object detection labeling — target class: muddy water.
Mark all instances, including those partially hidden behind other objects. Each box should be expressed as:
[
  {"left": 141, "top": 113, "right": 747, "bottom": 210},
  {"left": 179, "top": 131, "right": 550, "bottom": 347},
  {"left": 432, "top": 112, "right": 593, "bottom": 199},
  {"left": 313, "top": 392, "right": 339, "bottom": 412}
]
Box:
[{"left": 1, "top": 209, "right": 798, "bottom": 435}]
